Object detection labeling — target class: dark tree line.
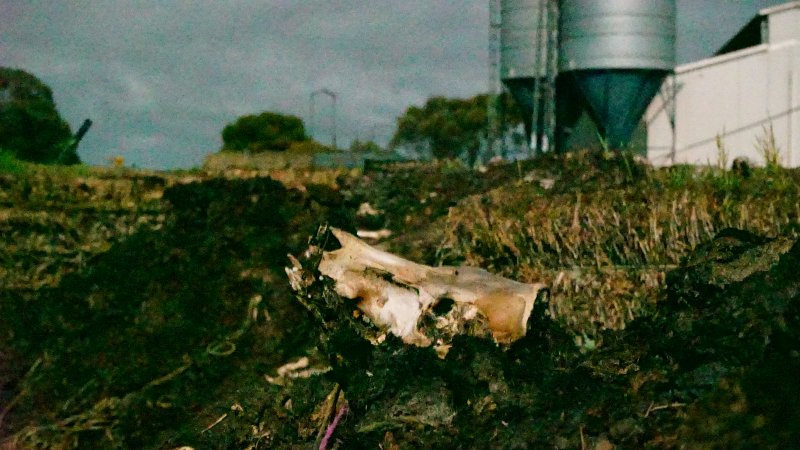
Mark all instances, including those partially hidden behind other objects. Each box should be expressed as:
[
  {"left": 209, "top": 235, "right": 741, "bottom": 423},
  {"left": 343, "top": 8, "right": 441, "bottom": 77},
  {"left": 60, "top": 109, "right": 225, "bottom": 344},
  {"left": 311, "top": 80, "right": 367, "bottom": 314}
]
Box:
[{"left": 0, "top": 67, "right": 79, "bottom": 164}]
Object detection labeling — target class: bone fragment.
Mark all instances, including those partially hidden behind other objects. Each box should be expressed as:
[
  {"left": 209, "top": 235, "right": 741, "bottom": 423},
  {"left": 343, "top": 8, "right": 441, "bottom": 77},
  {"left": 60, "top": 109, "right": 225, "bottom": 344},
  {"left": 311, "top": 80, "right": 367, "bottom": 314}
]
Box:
[{"left": 318, "top": 228, "right": 547, "bottom": 346}]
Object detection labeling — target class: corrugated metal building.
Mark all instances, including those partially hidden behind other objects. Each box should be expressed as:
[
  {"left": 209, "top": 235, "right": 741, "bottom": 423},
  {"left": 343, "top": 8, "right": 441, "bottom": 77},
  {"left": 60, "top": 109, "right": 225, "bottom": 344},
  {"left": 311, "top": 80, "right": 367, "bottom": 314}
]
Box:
[
  {"left": 647, "top": 1, "right": 800, "bottom": 167},
  {"left": 312, "top": 151, "right": 403, "bottom": 169}
]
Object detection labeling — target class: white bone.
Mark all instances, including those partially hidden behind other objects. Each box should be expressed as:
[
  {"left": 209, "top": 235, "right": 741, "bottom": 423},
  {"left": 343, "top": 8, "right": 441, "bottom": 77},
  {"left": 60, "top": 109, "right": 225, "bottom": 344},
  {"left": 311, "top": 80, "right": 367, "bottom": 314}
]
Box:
[{"left": 317, "top": 228, "right": 547, "bottom": 346}]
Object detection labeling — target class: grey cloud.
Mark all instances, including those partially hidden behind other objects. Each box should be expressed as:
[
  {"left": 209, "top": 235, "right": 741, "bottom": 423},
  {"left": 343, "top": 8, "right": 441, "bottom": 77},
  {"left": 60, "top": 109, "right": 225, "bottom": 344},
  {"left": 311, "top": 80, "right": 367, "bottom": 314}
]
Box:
[{"left": 0, "top": 0, "right": 787, "bottom": 168}]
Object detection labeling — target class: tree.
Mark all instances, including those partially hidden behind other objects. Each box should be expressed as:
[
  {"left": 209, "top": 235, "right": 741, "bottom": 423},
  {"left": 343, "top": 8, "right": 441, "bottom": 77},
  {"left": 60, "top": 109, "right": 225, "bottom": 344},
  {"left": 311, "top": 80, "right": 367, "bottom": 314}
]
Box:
[
  {"left": 221, "top": 111, "right": 308, "bottom": 153},
  {"left": 0, "top": 67, "right": 77, "bottom": 164},
  {"left": 349, "top": 139, "right": 382, "bottom": 154},
  {"left": 389, "top": 93, "right": 524, "bottom": 162}
]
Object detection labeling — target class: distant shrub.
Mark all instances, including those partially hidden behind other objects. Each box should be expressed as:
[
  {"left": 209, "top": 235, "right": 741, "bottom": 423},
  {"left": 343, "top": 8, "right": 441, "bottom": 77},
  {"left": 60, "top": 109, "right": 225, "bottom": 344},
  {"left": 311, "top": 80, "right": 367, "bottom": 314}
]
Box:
[
  {"left": 221, "top": 111, "right": 308, "bottom": 153},
  {"left": 0, "top": 67, "right": 77, "bottom": 164},
  {"left": 349, "top": 139, "right": 382, "bottom": 153},
  {"left": 0, "top": 148, "right": 28, "bottom": 174}
]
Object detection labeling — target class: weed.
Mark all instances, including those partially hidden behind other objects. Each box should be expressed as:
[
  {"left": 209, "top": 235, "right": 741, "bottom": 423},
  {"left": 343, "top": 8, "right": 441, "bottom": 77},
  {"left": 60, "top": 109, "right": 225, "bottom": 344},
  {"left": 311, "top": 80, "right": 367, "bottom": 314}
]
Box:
[
  {"left": 715, "top": 131, "right": 729, "bottom": 170},
  {"left": 619, "top": 150, "right": 635, "bottom": 182},
  {"left": 756, "top": 124, "right": 782, "bottom": 171},
  {"left": 666, "top": 164, "right": 695, "bottom": 189},
  {"left": 0, "top": 150, "right": 28, "bottom": 175},
  {"left": 596, "top": 130, "right": 610, "bottom": 154}
]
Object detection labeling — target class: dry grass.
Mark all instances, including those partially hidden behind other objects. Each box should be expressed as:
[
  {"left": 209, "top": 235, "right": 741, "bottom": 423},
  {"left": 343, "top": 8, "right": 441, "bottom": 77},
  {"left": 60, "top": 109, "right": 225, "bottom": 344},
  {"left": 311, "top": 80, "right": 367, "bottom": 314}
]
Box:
[
  {"left": 436, "top": 165, "right": 800, "bottom": 335},
  {"left": 0, "top": 170, "right": 170, "bottom": 290}
]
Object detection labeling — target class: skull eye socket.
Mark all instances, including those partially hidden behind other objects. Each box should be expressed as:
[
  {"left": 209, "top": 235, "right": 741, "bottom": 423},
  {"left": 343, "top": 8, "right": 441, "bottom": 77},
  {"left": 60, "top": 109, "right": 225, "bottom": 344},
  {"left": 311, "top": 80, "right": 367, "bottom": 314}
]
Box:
[{"left": 432, "top": 297, "right": 455, "bottom": 316}]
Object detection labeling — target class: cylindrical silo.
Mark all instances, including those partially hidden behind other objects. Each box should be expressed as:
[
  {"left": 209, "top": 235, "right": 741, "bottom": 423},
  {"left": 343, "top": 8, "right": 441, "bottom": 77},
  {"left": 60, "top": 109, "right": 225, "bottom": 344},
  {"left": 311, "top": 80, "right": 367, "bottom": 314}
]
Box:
[
  {"left": 501, "top": 0, "right": 547, "bottom": 80},
  {"left": 558, "top": 0, "right": 676, "bottom": 148},
  {"left": 500, "top": 0, "right": 556, "bottom": 150}
]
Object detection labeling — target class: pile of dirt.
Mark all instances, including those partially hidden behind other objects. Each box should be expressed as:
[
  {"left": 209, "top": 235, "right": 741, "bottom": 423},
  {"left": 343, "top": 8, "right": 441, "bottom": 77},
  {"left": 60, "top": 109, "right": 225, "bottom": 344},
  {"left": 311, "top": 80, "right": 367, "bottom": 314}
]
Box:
[
  {"left": 0, "top": 171, "right": 168, "bottom": 290},
  {"left": 292, "top": 227, "right": 800, "bottom": 449},
  {"left": 0, "top": 176, "right": 354, "bottom": 449},
  {"left": 636, "top": 228, "right": 800, "bottom": 447},
  {"left": 434, "top": 153, "right": 800, "bottom": 335},
  {"left": 2, "top": 155, "right": 798, "bottom": 449},
  {"left": 343, "top": 151, "right": 649, "bottom": 264}
]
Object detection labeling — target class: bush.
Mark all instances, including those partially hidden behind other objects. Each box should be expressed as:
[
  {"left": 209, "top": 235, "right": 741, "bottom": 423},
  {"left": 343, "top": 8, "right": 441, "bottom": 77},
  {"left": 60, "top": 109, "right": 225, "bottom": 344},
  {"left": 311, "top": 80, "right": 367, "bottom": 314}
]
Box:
[
  {"left": 221, "top": 111, "right": 308, "bottom": 153},
  {"left": 390, "top": 93, "right": 524, "bottom": 162},
  {"left": 0, "top": 67, "right": 77, "bottom": 164}
]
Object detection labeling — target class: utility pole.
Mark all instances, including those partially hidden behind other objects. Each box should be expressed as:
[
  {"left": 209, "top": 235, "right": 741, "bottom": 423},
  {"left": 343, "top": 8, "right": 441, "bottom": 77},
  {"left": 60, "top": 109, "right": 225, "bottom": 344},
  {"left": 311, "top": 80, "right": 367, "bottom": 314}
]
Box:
[{"left": 311, "top": 88, "right": 338, "bottom": 150}]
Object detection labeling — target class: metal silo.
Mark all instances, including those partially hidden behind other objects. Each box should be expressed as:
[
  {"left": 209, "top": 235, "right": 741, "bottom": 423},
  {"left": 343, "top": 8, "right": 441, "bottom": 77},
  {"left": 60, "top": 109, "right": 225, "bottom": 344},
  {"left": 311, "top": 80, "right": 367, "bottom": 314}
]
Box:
[
  {"left": 558, "top": 0, "right": 676, "bottom": 148},
  {"left": 501, "top": 0, "right": 546, "bottom": 80},
  {"left": 500, "top": 0, "right": 558, "bottom": 153}
]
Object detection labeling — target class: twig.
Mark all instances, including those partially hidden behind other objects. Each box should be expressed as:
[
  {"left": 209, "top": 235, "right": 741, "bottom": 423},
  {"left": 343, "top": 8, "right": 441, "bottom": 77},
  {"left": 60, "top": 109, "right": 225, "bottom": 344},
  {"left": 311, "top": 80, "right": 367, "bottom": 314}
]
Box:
[
  {"left": 579, "top": 424, "right": 587, "bottom": 450},
  {"left": 314, "top": 384, "right": 341, "bottom": 448},
  {"left": 201, "top": 413, "right": 228, "bottom": 433},
  {"left": 643, "top": 401, "right": 687, "bottom": 418},
  {"left": 319, "top": 403, "right": 348, "bottom": 450},
  {"left": 0, "top": 357, "right": 41, "bottom": 431},
  {"left": 144, "top": 357, "right": 192, "bottom": 389},
  {"left": 0, "top": 387, "right": 27, "bottom": 431}
]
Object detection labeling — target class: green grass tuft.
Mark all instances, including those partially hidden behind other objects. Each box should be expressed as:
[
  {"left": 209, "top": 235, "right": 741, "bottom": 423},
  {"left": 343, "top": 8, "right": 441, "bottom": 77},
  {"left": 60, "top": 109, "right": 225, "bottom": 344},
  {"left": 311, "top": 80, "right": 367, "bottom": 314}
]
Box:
[{"left": 0, "top": 149, "right": 29, "bottom": 175}]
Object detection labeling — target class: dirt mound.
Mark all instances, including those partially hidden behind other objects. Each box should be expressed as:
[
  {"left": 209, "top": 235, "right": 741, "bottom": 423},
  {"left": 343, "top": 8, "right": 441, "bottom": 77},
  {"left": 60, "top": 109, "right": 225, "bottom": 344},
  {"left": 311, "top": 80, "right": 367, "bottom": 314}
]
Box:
[
  {"left": 1, "top": 176, "right": 353, "bottom": 448},
  {"left": 2, "top": 155, "right": 799, "bottom": 449},
  {"left": 293, "top": 227, "right": 800, "bottom": 449},
  {"left": 341, "top": 151, "right": 650, "bottom": 264},
  {"left": 640, "top": 229, "right": 800, "bottom": 447}
]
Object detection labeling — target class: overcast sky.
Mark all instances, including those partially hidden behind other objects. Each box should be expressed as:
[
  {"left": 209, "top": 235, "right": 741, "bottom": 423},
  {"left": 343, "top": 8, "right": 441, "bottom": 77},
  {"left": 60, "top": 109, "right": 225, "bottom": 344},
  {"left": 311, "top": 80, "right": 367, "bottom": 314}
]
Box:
[{"left": 0, "top": 0, "right": 786, "bottom": 169}]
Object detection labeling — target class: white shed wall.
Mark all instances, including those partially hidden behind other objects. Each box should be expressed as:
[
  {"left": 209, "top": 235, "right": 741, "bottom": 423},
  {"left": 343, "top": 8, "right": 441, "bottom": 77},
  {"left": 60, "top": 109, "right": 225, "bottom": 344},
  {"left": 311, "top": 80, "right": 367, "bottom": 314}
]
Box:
[
  {"left": 647, "top": 40, "right": 800, "bottom": 167},
  {"left": 764, "top": 2, "right": 800, "bottom": 43}
]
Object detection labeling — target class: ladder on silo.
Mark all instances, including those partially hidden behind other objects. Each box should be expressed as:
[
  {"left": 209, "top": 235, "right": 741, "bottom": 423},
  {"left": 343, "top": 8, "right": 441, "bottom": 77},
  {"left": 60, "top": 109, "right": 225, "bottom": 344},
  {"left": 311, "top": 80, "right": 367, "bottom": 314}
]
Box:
[
  {"left": 530, "top": 0, "right": 558, "bottom": 156},
  {"left": 487, "top": 0, "right": 504, "bottom": 162},
  {"left": 543, "top": 0, "right": 558, "bottom": 153}
]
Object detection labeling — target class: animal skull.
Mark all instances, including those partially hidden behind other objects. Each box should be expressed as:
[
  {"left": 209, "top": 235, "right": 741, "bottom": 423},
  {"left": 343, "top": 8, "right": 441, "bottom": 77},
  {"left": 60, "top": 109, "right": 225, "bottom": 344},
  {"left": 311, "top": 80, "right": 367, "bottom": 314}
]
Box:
[{"left": 289, "top": 228, "right": 547, "bottom": 349}]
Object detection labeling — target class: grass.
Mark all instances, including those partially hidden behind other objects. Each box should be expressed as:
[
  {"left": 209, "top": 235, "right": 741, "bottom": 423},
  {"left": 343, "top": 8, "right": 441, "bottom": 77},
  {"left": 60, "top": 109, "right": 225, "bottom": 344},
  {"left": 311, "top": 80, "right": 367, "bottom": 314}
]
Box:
[
  {"left": 757, "top": 124, "right": 782, "bottom": 171},
  {"left": 435, "top": 151, "right": 800, "bottom": 335},
  {"left": 0, "top": 150, "right": 29, "bottom": 175},
  {"left": 0, "top": 149, "right": 99, "bottom": 178},
  {"left": 203, "top": 151, "right": 355, "bottom": 189}
]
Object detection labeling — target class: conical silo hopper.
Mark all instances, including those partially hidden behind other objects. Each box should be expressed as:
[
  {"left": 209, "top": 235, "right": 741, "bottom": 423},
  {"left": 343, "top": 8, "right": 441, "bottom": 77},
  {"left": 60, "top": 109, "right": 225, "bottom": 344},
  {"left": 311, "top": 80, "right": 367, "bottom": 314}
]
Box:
[{"left": 558, "top": 0, "right": 675, "bottom": 148}]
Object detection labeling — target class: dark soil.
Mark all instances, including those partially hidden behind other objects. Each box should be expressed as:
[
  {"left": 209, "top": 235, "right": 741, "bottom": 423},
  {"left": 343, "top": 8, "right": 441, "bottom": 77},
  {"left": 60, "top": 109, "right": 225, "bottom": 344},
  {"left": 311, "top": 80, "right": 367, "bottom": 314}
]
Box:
[
  {"left": 1, "top": 155, "right": 799, "bottom": 449},
  {"left": 1, "top": 176, "right": 354, "bottom": 448}
]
